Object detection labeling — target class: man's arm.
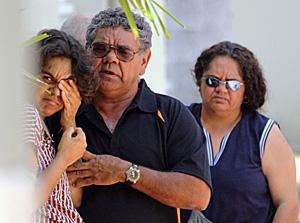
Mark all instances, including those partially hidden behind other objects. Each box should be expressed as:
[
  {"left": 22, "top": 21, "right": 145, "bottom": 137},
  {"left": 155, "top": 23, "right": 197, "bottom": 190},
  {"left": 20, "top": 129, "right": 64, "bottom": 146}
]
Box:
[
  {"left": 133, "top": 166, "right": 211, "bottom": 210},
  {"left": 68, "top": 152, "right": 211, "bottom": 210}
]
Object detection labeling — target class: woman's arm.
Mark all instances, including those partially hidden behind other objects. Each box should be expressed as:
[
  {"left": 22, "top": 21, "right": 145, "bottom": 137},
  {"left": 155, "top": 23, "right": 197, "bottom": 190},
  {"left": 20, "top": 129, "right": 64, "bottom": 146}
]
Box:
[
  {"left": 59, "top": 80, "right": 81, "bottom": 130},
  {"left": 58, "top": 80, "right": 84, "bottom": 207},
  {"left": 29, "top": 143, "right": 69, "bottom": 209},
  {"left": 69, "top": 186, "right": 83, "bottom": 208},
  {"left": 31, "top": 127, "right": 86, "bottom": 209},
  {"left": 262, "top": 124, "right": 299, "bottom": 223}
]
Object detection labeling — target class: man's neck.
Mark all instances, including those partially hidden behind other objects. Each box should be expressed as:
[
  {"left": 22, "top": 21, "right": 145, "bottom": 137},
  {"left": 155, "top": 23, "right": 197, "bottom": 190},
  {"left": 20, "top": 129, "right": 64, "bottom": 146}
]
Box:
[
  {"left": 93, "top": 88, "right": 138, "bottom": 133},
  {"left": 94, "top": 88, "right": 137, "bottom": 116}
]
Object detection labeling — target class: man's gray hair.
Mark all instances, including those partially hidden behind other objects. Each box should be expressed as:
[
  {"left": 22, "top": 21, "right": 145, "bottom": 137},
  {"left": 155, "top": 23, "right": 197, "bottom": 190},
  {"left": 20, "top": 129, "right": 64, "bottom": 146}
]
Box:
[{"left": 86, "top": 7, "right": 152, "bottom": 51}]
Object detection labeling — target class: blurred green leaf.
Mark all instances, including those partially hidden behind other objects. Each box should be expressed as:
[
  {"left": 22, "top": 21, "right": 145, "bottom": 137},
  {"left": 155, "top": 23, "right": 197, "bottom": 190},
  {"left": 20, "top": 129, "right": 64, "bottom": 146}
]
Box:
[
  {"left": 151, "top": 0, "right": 186, "bottom": 29},
  {"left": 119, "top": 0, "right": 139, "bottom": 38},
  {"left": 23, "top": 34, "right": 52, "bottom": 95},
  {"left": 122, "top": 0, "right": 185, "bottom": 40},
  {"left": 23, "top": 70, "right": 51, "bottom": 95},
  {"left": 129, "top": 0, "right": 138, "bottom": 9},
  {"left": 136, "top": 0, "right": 147, "bottom": 17},
  {"left": 23, "top": 33, "right": 49, "bottom": 46},
  {"left": 144, "top": 0, "right": 160, "bottom": 36},
  {"left": 150, "top": 0, "right": 170, "bottom": 39}
]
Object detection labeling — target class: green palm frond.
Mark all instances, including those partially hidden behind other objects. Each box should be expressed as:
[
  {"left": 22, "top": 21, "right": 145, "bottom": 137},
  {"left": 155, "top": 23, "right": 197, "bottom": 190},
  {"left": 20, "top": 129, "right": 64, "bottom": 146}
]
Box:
[
  {"left": 144, "top": 0, "right": 160, "bottom": 36},
  {"left": 136, "top": 0, "right": 147, "bottom": 16},
  {"left": 120, "top": 0, "right": 185, "bottom": 39},
  {"left": 151, "top": 0, "right": 186, "bottom": 29},
  {"left": 150, "top": 0, "right": 169, "bottom": 39},
  {"left": 23, "top": 34, "right": 51, "bottom": 95},
  {"left": 23, "top": 33, "right": 49, "bottom": 46},
  {"left": 23, "top": 70, "right": 51, "bottom": 95},
  {"left": 119, "top": 0, "right": 140, "bottom": 38}
]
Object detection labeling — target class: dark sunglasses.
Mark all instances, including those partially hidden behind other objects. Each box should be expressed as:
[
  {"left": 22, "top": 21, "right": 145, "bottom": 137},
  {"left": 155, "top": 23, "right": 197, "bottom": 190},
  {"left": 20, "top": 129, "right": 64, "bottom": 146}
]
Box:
[
  {"left": 202, "top": 76, "right": 243, "bottom": 92},
  {"left": 91, "top": 42, "right": 140, "bottom": 62}
]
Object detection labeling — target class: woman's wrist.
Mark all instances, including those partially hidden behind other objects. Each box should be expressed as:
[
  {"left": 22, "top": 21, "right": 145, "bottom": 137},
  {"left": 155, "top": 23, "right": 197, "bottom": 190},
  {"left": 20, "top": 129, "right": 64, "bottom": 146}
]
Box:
[
  {"left": 61, "top": 120, "right": 76, "bottom": 131},
  {"left": 53, "top": 150, "right": 70, "bottom": 169}
]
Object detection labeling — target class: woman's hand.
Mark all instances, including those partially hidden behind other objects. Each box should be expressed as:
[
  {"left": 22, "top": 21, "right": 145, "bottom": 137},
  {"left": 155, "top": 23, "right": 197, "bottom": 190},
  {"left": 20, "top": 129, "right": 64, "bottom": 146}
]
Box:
[
  {"left": 57, "top": 127, "right": 87, "bottom": 167},
  {"left": 59, "top": 79, "right": 81, "bottom": 130}
]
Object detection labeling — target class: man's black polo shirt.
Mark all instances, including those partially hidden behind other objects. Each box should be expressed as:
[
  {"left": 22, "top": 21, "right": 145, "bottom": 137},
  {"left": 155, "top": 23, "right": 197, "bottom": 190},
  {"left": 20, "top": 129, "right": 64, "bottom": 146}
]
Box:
[{"left": 47, "top": 79, "right": 211, "bottom": 223}]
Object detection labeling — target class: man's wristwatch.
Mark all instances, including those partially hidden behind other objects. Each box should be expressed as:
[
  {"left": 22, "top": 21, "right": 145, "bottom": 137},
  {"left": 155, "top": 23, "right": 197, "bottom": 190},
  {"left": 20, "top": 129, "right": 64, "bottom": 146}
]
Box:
[{"left": 125, "top": 164, "right": 140, "bottom": 185}]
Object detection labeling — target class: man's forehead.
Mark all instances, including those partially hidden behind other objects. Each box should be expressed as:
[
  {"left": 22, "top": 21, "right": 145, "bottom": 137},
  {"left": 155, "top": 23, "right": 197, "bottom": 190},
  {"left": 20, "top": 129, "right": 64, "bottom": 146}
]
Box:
[{"left": 94, "top": 27, "right": 138, "bottom": 46}]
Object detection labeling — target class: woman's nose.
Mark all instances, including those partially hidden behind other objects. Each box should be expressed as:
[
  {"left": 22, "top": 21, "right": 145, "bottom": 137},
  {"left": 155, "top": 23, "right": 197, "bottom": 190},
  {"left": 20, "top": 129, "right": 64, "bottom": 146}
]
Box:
[
  {"left": 49, "top": 85, "right": 61, "bottom": 96},
  {"left": 215, "top": 82, "right": 228, "bottom": 92}
]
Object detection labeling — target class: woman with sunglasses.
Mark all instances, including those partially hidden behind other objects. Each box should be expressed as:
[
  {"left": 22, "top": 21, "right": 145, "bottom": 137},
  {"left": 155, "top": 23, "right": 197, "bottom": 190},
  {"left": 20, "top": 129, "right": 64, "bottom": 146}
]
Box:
[
  {"left": 24, "top": 29, "right": 97, "bottom": 222},
  {"left": 188, "top": 41, "right": 299, "bottom": 222}
]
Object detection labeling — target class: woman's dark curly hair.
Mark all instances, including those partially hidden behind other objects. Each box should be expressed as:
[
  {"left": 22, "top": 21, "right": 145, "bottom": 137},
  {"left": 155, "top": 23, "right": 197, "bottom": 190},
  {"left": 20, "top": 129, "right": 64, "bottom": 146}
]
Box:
[
  {"left": 34, "top": 29, "right": 98, "bottom": 103},
  {"left": 193, "top": 41, "right": 266, "bottom": 111}
]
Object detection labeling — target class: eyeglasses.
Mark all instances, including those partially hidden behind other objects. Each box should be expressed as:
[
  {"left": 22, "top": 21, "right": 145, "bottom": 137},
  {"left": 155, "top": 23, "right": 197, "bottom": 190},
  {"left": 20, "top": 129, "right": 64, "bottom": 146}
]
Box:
[
  {"left": 91, "top": 42, "right": 140, "bottom": 62},
  {"left": 202, "top": 76, "right": 243, "bottom": 92}
]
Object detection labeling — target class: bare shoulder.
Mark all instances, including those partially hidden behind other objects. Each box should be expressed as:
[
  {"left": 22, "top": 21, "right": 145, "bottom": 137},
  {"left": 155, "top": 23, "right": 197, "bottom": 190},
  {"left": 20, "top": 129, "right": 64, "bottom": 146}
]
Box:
[
  {"left": 262, "top": 122, "right": 299, "bottom": 220},
  {"left": 262, "top": 123, "right": 295, "bottom": 175},
  {"left": 264, "top": 124, "right": 294, "bottom": 156}
]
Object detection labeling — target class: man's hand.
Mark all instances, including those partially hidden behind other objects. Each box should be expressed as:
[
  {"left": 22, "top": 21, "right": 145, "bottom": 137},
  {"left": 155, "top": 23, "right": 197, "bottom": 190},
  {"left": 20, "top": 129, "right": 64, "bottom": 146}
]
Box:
[
  {"left": 59, "top": 79, "right": 81, "bottom": 129},
  {"left": 67, "top": 151, "right": 131, "bottom": 187}
]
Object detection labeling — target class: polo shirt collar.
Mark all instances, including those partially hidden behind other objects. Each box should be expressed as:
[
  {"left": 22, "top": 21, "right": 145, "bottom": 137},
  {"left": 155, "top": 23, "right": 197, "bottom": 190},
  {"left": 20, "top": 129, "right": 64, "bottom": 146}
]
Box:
[
  {"left": 81, "top": 79, "right": 158, "bottom": 116},
  {"left": 132, "top": 79, "right": 157, "bottom": 113}
]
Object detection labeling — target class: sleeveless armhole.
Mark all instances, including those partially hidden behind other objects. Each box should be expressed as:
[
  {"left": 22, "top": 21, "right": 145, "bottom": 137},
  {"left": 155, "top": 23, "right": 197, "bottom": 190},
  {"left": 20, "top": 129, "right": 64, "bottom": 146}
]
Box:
[{"left": 259, "top": 119, "right": 275, "bottom": 158}]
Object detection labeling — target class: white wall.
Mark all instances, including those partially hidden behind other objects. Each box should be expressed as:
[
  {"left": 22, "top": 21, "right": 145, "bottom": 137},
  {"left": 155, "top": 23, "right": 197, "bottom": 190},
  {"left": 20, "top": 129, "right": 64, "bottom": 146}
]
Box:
[
  {"left": 165, "top": 0, "right": 235, "bottom": 103},
  {"left": 232, "top": 0, "right": 300, "bottom": 152},
  {"left": 21, "top": 0, "right": 60, "bottom": 38},
  {"left": 0, "top": 0, "right": 33, "bottom": 222}
]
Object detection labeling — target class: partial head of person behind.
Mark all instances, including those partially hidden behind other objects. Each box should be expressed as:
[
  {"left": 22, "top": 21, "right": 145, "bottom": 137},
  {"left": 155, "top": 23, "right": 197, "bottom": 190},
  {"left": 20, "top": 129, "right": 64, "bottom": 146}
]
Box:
[
  {"left": 193, "top": 41, "right": 267, "bottom": 112},
  {"left": 24, "top": 29, "right": 98, "bottom": 118},
  {"left": 60, "top": 13, "right": 94, "bottom": 47}
]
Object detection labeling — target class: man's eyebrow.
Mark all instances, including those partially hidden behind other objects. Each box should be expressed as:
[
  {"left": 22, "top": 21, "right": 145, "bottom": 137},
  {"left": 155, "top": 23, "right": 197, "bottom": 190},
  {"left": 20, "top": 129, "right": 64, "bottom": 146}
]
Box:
[{"left": 93, "top": 41, "right": 133, "bottom": 49}]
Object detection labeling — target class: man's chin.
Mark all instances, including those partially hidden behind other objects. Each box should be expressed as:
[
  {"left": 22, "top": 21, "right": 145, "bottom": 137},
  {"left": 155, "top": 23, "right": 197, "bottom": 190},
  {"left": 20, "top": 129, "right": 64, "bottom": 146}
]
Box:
[{"left": 98, "top": 81, "right": 120, "bottom": 91}]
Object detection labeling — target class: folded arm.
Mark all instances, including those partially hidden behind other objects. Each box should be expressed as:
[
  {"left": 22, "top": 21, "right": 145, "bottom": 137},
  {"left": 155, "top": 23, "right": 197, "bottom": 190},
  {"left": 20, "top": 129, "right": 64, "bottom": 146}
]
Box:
[{"left": 68, "top": 152, "right": 211, "bottom": 210}]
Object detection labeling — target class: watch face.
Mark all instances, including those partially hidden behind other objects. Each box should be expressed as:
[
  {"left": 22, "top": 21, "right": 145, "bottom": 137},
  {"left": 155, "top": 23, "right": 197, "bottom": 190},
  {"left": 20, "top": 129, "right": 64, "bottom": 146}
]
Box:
[
  {"left": 130, "top": 170, "right": 139, "bottom": 180},
  {"left": 126, "top": 165, "right": 140, "bottom": 184}
]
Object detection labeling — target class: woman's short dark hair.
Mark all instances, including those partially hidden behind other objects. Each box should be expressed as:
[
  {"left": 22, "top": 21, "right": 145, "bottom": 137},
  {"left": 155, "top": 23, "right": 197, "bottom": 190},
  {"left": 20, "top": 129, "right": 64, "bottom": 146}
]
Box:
[
  {"left": 193, "top": 41, "right": 266, "bottom": 111},
  {"left": 34, "top": 29, "right": 98, "bottom": 103}
]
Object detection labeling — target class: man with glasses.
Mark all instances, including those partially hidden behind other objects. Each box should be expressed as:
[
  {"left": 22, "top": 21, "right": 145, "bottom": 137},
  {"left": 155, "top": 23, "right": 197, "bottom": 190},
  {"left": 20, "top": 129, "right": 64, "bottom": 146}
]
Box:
[{"left": 53, "top": 7, "right": 212, "bottom": 223}]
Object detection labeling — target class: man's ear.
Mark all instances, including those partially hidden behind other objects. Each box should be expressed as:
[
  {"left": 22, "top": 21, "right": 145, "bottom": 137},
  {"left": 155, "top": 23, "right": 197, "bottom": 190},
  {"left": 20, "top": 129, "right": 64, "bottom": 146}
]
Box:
[{"left": 139, "top": 49, "right": 151, "bottom": 76}]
